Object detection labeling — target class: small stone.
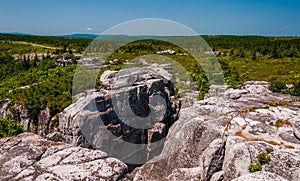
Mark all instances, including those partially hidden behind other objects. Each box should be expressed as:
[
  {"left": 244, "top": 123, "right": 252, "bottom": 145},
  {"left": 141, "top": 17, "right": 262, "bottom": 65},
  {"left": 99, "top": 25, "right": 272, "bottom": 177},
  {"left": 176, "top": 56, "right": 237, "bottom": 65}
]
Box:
[
  {"left": 230, "top": 93, "right": 241, "bottom": 99},
  {"left": 46, "top": 132, "right": 63, "bottom": 142}
]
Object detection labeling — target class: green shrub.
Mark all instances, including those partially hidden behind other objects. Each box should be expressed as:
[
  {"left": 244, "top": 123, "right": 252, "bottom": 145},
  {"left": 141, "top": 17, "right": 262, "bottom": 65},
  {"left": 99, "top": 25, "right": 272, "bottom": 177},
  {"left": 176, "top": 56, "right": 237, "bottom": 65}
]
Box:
[
  {"left": 265, "top": 147, "right": 274, "bottom": 153},
  {"left": 291, "top": 81, "right": 300, "bottom": 96},
  {"left": 269, "top": 82, "right": 288, "bottom": 94},
  {"left": 248, "top": 163, "right": 262, "bottom": 173},
  {"left": 0, "top": 117, "right": 25, "bottom": 138},
  {"left": 257, "top": 153, "right": 271, "bottom": 165},
  {"left": 270, "top": 81, "right": 300, "bottom": 96}
]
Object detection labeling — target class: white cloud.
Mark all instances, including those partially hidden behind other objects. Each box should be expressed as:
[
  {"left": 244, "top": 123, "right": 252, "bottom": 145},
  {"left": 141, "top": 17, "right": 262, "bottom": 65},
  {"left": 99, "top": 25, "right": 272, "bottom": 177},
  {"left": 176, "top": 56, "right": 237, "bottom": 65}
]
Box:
[{"left": 86, "top": 27, "right": 93, "bottom": 31}]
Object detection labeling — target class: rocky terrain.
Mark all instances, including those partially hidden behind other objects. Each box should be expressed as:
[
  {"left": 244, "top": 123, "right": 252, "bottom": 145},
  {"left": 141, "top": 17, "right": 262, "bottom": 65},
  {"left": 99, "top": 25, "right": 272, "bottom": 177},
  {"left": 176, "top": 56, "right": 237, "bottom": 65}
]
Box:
[
  {"left": 58, "top": 64, "right": 180, "bottom": 167},
  {"left": 0, "top": 132, "right": 127, "bottom": 180},
  {"left": 127, "top": 81, "right": 300, "bottom": 180},
  {"left": 1, "top": 65, "right": 300, "bottom": 180}
]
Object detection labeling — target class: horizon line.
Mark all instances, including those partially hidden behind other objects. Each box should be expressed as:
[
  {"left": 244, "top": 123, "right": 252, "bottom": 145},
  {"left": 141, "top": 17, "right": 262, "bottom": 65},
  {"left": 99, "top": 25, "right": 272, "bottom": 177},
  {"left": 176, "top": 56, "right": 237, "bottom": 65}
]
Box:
[{"left": 1, "top": 32, "right": 300, "bottom": 37}]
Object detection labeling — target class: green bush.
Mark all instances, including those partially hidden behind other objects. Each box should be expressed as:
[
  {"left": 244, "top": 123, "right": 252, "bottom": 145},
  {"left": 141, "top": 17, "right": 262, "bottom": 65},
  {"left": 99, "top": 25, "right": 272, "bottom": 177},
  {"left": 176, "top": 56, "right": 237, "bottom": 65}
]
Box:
[
  {"left": 269, "top": 82, "right": 288, "bottom": 94},
  {"left": 291, "top": 81, "right": 300, "bottom": 96},
  {"left": 0, "top": 117, "right": 25, "bottom": 138},
  {"left": 269, "top": 81, "right": 300, "bottom": 96},
  {"left": 257, "top": 153, "right": 271, "bottom": 165},
  {"left": 265, "top": 147, "right": 274, "bottom": 153},
  {"left": 248, "top": 163, "right": 262, "bottom": 173}
]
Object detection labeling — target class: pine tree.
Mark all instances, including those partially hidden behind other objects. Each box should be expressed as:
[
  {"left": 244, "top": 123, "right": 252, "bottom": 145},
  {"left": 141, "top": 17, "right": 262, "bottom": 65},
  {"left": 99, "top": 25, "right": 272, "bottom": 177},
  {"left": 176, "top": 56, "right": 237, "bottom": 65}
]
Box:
[{"left": 33, "top": 54, "right": 38, "bottom": 67}]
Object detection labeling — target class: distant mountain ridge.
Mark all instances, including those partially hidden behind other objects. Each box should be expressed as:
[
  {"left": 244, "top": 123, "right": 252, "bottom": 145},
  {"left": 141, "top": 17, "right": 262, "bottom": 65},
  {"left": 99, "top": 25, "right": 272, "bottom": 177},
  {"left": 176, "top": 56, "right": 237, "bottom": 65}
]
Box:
[
  {"left": 0, "top": 32, "right": 31, "bottom": 35},
  {"left": 1, "top": 32, "right": 300, "bottom": 39},
  {"left": 0, "top": 32, "right": 131, "bottom": 39},
  {"left": 0, "top": 32, "right": 99, "bottom": 38},
  {"left": 61, "top": 34, "right": 98, "bottom": 39}
]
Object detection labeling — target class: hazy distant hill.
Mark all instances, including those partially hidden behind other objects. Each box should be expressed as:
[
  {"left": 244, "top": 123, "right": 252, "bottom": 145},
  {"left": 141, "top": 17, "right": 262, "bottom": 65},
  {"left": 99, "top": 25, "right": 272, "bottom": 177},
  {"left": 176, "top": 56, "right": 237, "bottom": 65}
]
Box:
[
  {"left": 0, "top": 32, "right": 98, "bottom": 39},
  {"left": 0, "top": 32, "right": 30, "bottom": 35},
  {"left": 62, "top": 34, "right": 98, "bottom": 39}
]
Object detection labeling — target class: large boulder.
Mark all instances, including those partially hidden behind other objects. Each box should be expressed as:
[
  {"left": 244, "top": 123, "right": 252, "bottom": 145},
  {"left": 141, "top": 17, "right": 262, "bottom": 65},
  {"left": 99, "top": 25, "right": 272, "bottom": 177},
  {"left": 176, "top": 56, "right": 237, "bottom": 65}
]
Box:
[
  {"left": 58, "top": 64, "right": 180, "bottom": 165},
  {"left": 0, "top": 132, "right": 127, "bottom": 180}
]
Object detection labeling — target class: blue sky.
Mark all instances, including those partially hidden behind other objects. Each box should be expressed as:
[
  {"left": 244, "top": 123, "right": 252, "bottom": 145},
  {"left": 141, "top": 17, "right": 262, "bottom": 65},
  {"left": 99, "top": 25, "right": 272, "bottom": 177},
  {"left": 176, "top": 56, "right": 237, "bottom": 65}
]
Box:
[{"left": 0, "top": 0, "right": 299, "bottom": 35}]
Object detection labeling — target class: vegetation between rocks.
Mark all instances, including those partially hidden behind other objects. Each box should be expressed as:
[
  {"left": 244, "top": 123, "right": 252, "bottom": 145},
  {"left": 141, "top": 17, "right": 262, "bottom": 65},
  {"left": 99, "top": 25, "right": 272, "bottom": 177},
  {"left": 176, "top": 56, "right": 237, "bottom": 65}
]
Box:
[
  {"left": 248, "top": 148, "right": 273, "bottom": 173},
  {"left": 248, "top": 163, "right": 262, "bottom": 173},
  {"left": 0, "top": 117, "right": 25, "bottom": 138}
]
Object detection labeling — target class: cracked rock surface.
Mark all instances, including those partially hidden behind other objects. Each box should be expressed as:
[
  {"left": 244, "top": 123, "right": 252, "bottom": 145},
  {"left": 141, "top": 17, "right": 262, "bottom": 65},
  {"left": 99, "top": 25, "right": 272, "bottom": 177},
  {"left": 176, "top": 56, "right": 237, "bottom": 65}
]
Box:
[
  {"left": 0, "top": 132, "right": 127, "bottom": 181},
  {"left": 128, "top": 81, "right": 300, "bottom": 180}
]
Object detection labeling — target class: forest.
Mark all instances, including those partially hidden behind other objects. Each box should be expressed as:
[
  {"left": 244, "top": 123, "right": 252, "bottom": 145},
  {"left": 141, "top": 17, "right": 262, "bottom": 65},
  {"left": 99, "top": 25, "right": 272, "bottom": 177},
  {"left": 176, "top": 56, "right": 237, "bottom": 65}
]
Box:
[{"left": 0, "top": 34, "right": 91, "bottom": 53}]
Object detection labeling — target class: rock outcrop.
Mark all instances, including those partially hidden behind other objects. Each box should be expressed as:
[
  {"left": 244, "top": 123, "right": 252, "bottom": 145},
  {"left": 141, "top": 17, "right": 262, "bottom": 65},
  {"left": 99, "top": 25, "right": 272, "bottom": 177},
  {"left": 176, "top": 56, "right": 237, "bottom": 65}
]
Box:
[
  {"left": 129, "top": 81, "right": 300, "bottom": 180},
  {"left": 0, "top": 100, "right": 56, "bottom": 137},
  {"left": 0, "top": 132, "right": 127, "bottom": 180},
  {"left": 58, "top": 64, "right": 180, "bottom": 166}
]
